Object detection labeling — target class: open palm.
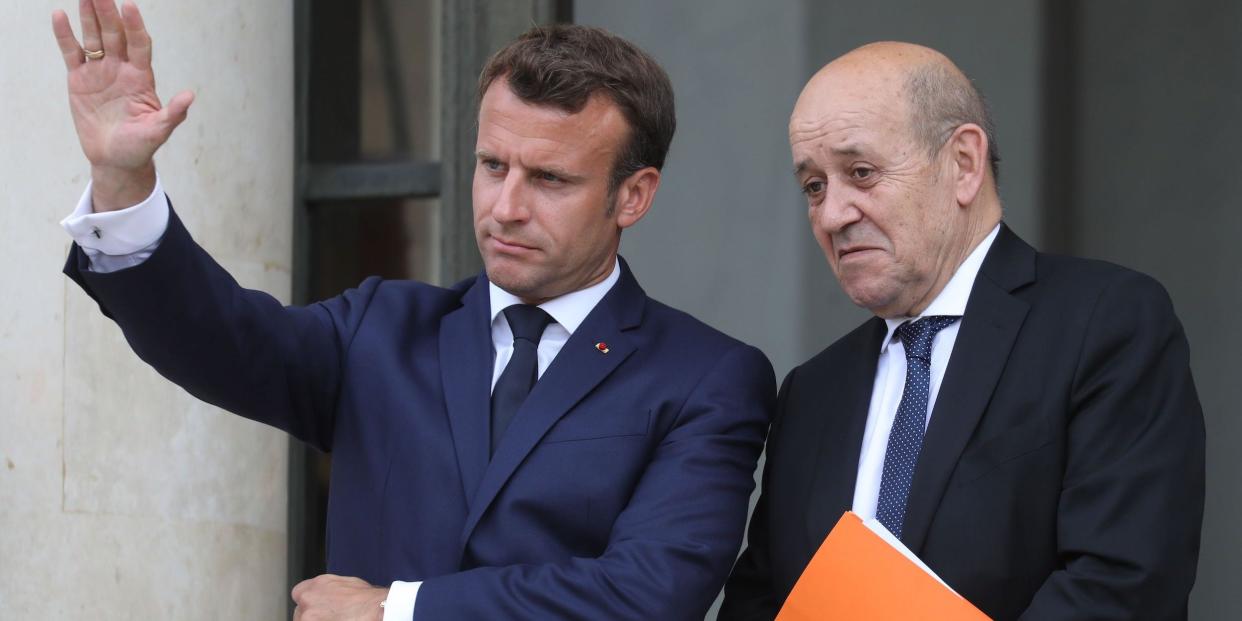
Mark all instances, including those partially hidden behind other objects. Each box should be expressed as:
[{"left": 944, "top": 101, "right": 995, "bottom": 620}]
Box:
[{"left": 52, "top": 0, "right": 192, "bottom": 181}]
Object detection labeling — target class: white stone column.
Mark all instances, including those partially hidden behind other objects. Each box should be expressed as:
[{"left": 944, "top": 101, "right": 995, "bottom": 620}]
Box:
[{"left": 2, "top": 2, "right": 293, "bottom": 617}]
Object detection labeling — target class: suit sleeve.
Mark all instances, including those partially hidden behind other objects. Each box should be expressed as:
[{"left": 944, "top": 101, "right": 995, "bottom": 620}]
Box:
[
  {"left": 63, "top": 205, "right": 376, "bottom": 450},
  {"left": 1020, "top": 272, "right": 1205, "bottom": 619},
  {"left": 716, "top": 369, "right": 796, "bottom": 621},
  {"left": 411, "top": 344, "right": 776, "bottom": 621}
]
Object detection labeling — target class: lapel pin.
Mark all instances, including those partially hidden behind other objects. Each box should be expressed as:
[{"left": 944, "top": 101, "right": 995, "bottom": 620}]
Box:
[{"left": 595, "top": 342, "right": 610, "bottom": 354}]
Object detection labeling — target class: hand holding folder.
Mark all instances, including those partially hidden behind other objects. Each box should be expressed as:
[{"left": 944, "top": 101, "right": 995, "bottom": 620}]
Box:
[{"left": 776, "top": 512, "right": 990, "bottom": 620}]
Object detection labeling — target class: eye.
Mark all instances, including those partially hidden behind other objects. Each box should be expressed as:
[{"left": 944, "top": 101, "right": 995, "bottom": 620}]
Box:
[
  {"left": 535, "top": 170, "right": 565, "bottom": 184},
  {"left": 849, "top": 166, "right": 875, "bottom": 181},
  {"left": 801, "top": 180, "right": 826, "bottom": 196},
  {"left": 480, "top": 158, "right": 505, "bottom": 173}
]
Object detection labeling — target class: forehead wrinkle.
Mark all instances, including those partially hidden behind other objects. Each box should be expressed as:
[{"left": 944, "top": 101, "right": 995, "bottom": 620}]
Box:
[
  {"left": 790, "top": 124, "right": 873, "bottom": 164},
  {"left": 789, "top": 105, "right": 874, "bottom": 142},
  {"left": 483, "top": 91, "right": 620, "bottom": 147},
  {"left": 479, "top": 117, "right": 616, "bottom": 177},
  {"left": 481, "top": 113, "right": 577, "bottom": 151}
]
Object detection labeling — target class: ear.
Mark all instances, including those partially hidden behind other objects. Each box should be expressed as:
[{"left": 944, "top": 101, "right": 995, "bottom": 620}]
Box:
[
  {"left": 947, "top": 123, "right": 988, "bottom": 207},
  {"left": 612, "top": 167, "right": 661, "bottom": 230}
]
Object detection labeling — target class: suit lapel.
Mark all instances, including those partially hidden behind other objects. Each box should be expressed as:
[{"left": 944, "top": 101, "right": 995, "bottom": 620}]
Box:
[
  {"left": 439, "top": 276, "right": 494, "bottom": 504},
  {"left": 901, "top": 225, "right": 1035, "bottom": 554},
  {"left": 458, "top": 259, "right": 646, "bottom": 550},
  {"left": 806, "top": 317, "right": 887, "bottom": 544}
]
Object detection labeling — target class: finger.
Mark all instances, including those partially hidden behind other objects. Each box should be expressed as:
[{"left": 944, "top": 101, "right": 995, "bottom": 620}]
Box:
[
  {"left": 92, "top": 0, "right": 128, "bottom": 61},
  {"left": 120, "top": 1, "right": 150, "bottom": 70},
  {"left": 290, "top": 576, "right": 312, "bottom": 604},
  {"left": 160, "top": 90, "right": 195, "bottom": 132},
  {"left": 52, "top": 10, "right": 85, "bottom": 70},
  {"left": 78, "top": 0, "right": 102, "bottom": 54}
]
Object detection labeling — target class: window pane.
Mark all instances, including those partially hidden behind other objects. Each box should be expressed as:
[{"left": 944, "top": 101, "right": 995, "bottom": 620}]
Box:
[
  {"left": 307, "top": 197, "right": 441, "bottom": 301},
  {"left": 359, "top": 0, "right": 440, "bottom": 161},
  {"left": 306, "top": 0, "right": 439, "bottom": 163}
]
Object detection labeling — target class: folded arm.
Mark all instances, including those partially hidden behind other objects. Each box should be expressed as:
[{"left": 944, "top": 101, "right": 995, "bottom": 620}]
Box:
[
  {"left": 414, "top": 345, "right": 775, "bottom": 620},
  {"left": 715, "top": 368, "right": 795, "bottom": 621}
]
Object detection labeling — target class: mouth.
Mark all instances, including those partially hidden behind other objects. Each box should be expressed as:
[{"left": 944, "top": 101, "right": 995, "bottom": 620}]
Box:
[
  {"left": 837, "top": 246, "right": 882, "bottom": 261},
  {"left": 489, "top": 234, "right": 538, "bottom": 253}
]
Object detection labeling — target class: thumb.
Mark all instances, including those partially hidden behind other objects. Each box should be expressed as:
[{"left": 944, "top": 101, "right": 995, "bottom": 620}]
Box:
[{"left": 160, "top": 90, "right": 195, "bottom": 131}]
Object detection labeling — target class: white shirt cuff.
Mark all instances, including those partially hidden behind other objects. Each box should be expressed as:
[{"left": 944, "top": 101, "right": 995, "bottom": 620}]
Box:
[
  {"left": 382, "top": 580, "right": 421, "bottom": 621},
  {"left": 61, "top": 176, "right": 170, "bottom": 256}
]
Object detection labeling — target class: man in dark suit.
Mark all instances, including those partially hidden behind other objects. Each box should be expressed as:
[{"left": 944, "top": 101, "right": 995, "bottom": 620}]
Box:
[
  {"left": 721, "top": 42, "right": 1204, "bottom": 620},
  {"left": 53, "top": 3, "right": 773, "bottom": 619}
]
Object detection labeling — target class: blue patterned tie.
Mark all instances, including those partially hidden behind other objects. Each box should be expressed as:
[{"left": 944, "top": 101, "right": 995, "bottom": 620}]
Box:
[
  {"left": 491, "top": 305, "right": 554, "bottom": 456},
  {"left": 875, "top": 315, "right": 960, "bottom": 539}
]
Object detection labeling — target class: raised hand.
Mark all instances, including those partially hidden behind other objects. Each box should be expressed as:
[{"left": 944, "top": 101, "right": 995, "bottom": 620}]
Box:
[{"left": 52, "top": 0, "right": 194, "bottom": 211}]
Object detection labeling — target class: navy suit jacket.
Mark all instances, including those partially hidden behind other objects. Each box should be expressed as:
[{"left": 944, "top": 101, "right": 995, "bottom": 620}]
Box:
[
  {"left": 721, "top": 225, "right": 1204, "bottom": 620},
  {"left": 65, "top": 208, "right": 775, "bottom": 620}
]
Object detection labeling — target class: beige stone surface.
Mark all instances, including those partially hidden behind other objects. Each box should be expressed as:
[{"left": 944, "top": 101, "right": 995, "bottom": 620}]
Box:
[
  {"left": 0, "top": 509, "right": 286, "bottom": 618},
  {"left": 61, "top": 262, "right": 289, "bottom": 534},
  {"left": 3, "top": 1, "right": 293, "bottom": 617}
]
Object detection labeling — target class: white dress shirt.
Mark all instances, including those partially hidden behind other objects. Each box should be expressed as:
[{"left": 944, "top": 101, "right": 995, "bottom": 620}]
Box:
[
  {"left": 61, "top": 180, "right": 620, "bottom": 620},
  {"left": 60, "top": 178, "right": 168, "bottom": 272},
  {"left": 850, "top": 225, "right": 1000, "bottom": 522},
  {"left": 487, "top": 261, "right": 620, "bottom": 390}
]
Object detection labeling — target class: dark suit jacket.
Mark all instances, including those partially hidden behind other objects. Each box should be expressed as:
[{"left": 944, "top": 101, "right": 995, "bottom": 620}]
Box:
[
  {"left": 65, "top": 208, "right": 775, "bottom": 620},
  {"left": 721, "top": 225, "right": 1204, "bottom": 620}
]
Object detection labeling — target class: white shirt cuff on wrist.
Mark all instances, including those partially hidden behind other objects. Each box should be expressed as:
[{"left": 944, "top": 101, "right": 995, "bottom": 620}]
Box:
[
  {"left": 61, "top": 176, "right": 170, "bottom": 256},
  {"left": 382, "top": 580, "right": 421, "bottom": 621}
]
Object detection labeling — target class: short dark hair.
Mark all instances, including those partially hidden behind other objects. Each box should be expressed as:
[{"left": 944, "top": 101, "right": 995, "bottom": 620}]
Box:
[
  {"left": 904, "top": 63, "right": 1001, "bottom": 181},
  {"left": 478, "top": 24, "right": 676, "bottom": 194}
]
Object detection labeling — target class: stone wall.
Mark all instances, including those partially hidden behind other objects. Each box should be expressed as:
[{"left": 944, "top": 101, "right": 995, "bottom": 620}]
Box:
[{"left": 1, "top": 2, "right": 293, "bottom": 617}]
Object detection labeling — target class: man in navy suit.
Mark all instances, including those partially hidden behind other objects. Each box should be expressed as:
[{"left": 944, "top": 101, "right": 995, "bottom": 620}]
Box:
[
  {"left": 721, "top": 42, "right": 1204, "bottom": 619},
  {"left": 53, "top": 3, "right": 773, "bottom": 619}
]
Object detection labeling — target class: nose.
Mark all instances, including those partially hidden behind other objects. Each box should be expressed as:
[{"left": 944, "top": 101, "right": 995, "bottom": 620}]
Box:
[
  {"left": 814, "top": 178, "right": 862, "bottom": 234},
  {"left": 491, "top": 170, "right": 531, "bottom": 224}
]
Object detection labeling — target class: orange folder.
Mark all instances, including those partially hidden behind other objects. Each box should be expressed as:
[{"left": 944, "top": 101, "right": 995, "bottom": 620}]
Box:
[{"left": 776, "top": 512, "right": 990, "bottom": 620}]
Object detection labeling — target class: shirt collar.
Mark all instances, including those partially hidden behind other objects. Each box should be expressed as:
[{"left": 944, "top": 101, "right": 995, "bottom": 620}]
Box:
[
  {"left": 879, "top": 224, "right": 1001, "bottom": 353},
  {"left": 488, "top": 257, "right": 621, "bottom": 335}
]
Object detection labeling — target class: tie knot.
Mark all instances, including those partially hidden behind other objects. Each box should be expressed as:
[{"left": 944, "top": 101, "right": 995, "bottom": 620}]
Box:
[
  {"left": 503, "top": 304, "right": 554, "bottom": 344},
  {"left": 897, "top": 315, "right": 960, "bottom": 362}
]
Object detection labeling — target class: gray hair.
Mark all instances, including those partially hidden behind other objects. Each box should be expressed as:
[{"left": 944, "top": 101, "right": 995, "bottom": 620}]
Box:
[{"left": 904, "top": 63, "right": 1001, "bottom": 181}]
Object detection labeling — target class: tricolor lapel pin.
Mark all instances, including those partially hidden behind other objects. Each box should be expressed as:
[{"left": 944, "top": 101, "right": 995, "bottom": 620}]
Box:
[{"left": 595, "top": 342, "right": 610, "bottom": 354}]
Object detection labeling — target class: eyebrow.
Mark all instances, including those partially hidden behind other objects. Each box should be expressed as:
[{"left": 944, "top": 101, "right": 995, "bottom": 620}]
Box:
[
  {"left": 475, "top": 150, "right": 585, "bottom": 183},
  {"left": 533, "top": 165, "right": 585, "bottom": 183},
  {"left": 792, "top": 144, "right": 868, "bottom": 177}
]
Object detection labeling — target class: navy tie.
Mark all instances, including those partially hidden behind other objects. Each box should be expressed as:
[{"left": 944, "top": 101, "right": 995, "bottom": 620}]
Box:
[
  {"left": 875, "top": 315, "right": 960, "bottom": 539},
  {"left": 491, "top": 304, "right": 554, "bottom": 456}
]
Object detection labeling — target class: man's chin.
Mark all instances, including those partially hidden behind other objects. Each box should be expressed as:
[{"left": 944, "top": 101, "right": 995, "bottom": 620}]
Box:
[
  {"left": 484, "top": 267, "right": 547, "bottom": 301},
  {"left": 842, "top": 283, "right": 902, "bottom": 317},
  {"left": 483, "top": 255, "right": 527, "bottom": 283}
]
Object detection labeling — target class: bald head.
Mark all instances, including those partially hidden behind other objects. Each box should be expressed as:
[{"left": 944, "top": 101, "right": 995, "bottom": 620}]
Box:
[{"left": 795, "top": 42, "right": 999, "bottom": 181}]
